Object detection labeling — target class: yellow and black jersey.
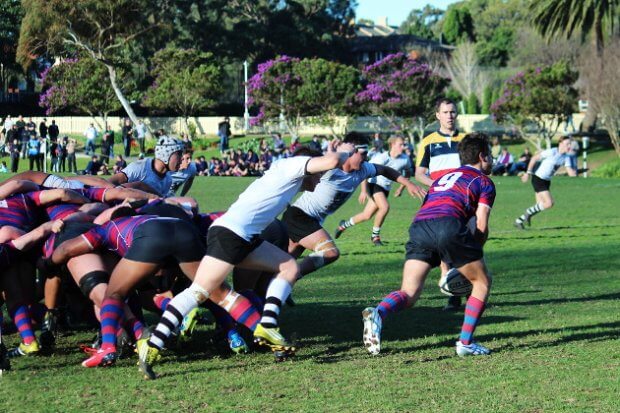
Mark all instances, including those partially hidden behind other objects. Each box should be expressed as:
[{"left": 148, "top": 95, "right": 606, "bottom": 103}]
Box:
[{"left": 416, "top": 130, "right": 467, "bottom": 180}]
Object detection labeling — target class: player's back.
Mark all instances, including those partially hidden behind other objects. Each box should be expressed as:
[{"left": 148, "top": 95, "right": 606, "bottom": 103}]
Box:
[{"left": 414, "top": 165, "right": 495, "bottom": 223}]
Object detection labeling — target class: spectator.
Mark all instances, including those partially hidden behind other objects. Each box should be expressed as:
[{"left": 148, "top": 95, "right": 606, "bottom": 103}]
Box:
[
  {"left": 50, "top": 140, "right": 59, "bottom": 173},
  {"left": 66, "top": 138, "right": 77, "bottom": 173},
  {"left": 113, "top": 154, "right": 127, "bottom": 174},
  {"left": 58, "top": 136, "right": 68, "bottom": 173},
  {"left": 135, "top": 119, "right": 147, "bottom": 156},
  {"left": 39, "top": 118, "right": 48, "bottom": 139},
  {"left": 372, "top": 132, "right": 384, "bottom": 153},
  {"left": 122, "top": 118, "right": 133, "bottom": 157},
  {"left": 84, "top": 155, "right": 102, "bottom": 175},
  {"left": 308, "top": 135, "right": 322, "bottom": 152},
  {"left": 48, "top": 119, "right": 60, "bottom": 142},
  {"left": 17, "top": 115, "right": 28, "bottom": 159},
  {"left": 218, "top": 117, "right": 231, "bottom": 153},
  {"left": 38, "top": 136, "right": 46, "bottom": 171},
  {"left": 492, "top": 147, "right": 514, "bottom": 176},
  {"left": 2, "top": 115, "right": 14, "bottom": 134},
  {"left": 272, "top": 132, "right": 285, "bottom": 156},
  {"left": 84, "top": 123, "right": 98, "bottom": 155},
  {"left": 98, "top": 163, "right": 110, "bottom": 176},
  {"left": 28, "top": 133, "right": 41, "bottom": 171},
  {"left": 0, "top": 161, "right": 7, "bottom": 173},
  {"left": 101, "top": 125, "right": 114, "bottom": 165},
  {"left": 246, "top": 149, "right": 259, "bottom": 171},
  {"left": 567, "top": 138, "right": 580, "bottom": 171},
  {"left": 321, "top": 136, "right": 329, "bottom": 153},
  {"left": 508, "top": 147, "right": 532, "bottom": 176},
  {"left": 10, "top": 139, "right": 20, "bottom": 172},
  {"left": 289, "top": 136, "right": 301, "bottom": 152},
  {"left": 491, "top": 137, "right": 502, "bottom": 162}
]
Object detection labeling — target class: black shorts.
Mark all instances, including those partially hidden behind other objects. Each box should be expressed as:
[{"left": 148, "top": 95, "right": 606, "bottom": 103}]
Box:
[
  {"left": 405, "top": 217, "right": 483, "bottom": 268},
  {"left": 139, "top": 200, "right": 193, "bottom": 222},
  {"left": 55, "top": 222, "right": 97, "bottom": 248},
  {"left": 260, "top": 219, "right": 290, "bottom": 251},
  {"left": 368, "top": 182, "right": 390, "bottom": 198},
  {"left": 206, "top": 225, "right": 263, "bottom": 265},
  {"left": 125, "top": 218, "right": 205, "bottom": 263},
  {"left": 282, "top": 206, "right": 322, "bottom": 243},
  {"left": 531, "top": 175, "right": 551, "bottom": 193}
]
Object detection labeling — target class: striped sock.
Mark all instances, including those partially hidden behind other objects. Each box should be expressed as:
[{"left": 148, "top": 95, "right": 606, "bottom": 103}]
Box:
[
  {"left": 10, "top": 304, "right": 35, "bottom": 345},
  {"left": 204, "top": 300, "right": 236, "bottom": 331},
  {"left": 225, "top": 295, "right": 260, "bottom": 332},
  {"left": 240, "top": 289, "right": 265, "bottom": 312},
  {"left": 125, "top": 317, "right": 144, "bottom": 340},
  {"left": 460, "top": 296, "right": 486, "bottom": 345},
  {"left": 153, "top": 295, "right": 171, "bottom": 312},
  {"left": 376, "top": 290, "right": 409, "bottom": 321},
  {"left": 372, "top": 227, "right": 381, "bottom": 237},
  {"left": 100, "top": 297, "right": 124, "bottom": 351},
  {"left": 517, "top": 203, "right": 545, "bottom": 223},
  {"left": 260, "top": 278, "right": 292, "bottom": 328},
  {"left": 148, "top": 287, "right": 201, "bottom": 350},
  {"left": 343, "top": 218, "right": 355, "bottom": 228}
]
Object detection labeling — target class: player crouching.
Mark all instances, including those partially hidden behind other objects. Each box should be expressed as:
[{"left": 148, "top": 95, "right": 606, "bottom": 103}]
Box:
[{"left": 361, "top": 132, "right": 496, "bottom": 357}]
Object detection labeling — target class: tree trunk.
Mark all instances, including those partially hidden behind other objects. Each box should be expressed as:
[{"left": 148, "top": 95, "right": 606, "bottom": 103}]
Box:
[
  {"left": 106, "top": 64, "right": 140, "bottom": 127},
  {"left": 581, "top": 21, "right": 604, "bottom": 133}
]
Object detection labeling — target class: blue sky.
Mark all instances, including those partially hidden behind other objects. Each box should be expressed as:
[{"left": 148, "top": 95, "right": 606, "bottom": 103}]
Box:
[{"left": 356, "top": 1, "right": 458, "bottom": 26}]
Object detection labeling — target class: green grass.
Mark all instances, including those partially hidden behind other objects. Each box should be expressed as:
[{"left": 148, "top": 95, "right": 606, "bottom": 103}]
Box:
[{"left": 1, "top": 176, "right": 620, "bottom": 412}]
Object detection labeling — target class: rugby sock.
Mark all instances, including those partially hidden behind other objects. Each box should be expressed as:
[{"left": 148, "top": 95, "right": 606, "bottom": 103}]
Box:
[
  {"left": 459, "top": 296, "right": 486, "bottom": 345},
  {"left": 517, "top": 203, "right": 545, "bottom": 223},
  {"left": 260, "top": 278, "right": 292, "bottom": 328},
  {"left": 124, "top": 317, "right": 144, "bottom": 341},
  {"left": 342, "top": 218, "right": 355, "bottom": 228},
  {"left": 376, "top": 291, "right": 408, "bottom": 321},
  {"left": 148, "top": 287, "right": 203, "bottom": 350},
  {"left": 153, "top": 295, "right": 171, "bottom": 312},
  {"left": 204, "top": 300, "right": 236, "bottom": 331},
  {"left": 10, "top": 304, "right": 35, "bottom": 345},
  {"left": 240, "top": 289, "right": 265, "bottom": 312},
  {"left": 100, "top": 297, "right": 124, "bottom": 351},
  {"left": 372, "top": 227, "right": 381, "bottom": 237},
  {"left": 224, "top": 295, "right": 260, "bottom": 331}
]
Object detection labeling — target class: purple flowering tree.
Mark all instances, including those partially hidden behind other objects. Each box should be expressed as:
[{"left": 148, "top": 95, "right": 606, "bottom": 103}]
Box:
[
  {"left": 491, "top": 61, "right": 578, "bottom": 150},
  {"left": 248, "top": 56, "right": 360, "bottom": 137},
  {"left": 39, "top": 57, "right": 122, "bottom": 129},
  {"left": 356, "top": 53, "right": 449, "bottom": 142}
]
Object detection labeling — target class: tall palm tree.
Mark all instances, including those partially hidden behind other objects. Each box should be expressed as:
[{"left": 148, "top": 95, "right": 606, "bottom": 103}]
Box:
[
  {"left": 530, "top": 0, "right": 619, "bottom": 131},
  {"left": 531, "top": 0, "right": 618, "bottom": 54}
]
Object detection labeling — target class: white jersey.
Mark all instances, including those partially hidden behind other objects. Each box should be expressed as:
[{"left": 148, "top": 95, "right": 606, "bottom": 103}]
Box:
[
  {"left": 534, "top": 148, "right": 571, "bottom": 181},
  {"left": 213, "top": 156, "right": 311, "bottom": 241},
  {"left": 168, "top": 162, "right": 197, "bottom": 196},
  {"left": 293, "top": 163, "right": 377, "bottom": 223},
  {"left": 367, "top": 152, "right": 412, "bottom": 190},
  {"left": 122, "top": 158, "right": 172, "bottom": 197}
]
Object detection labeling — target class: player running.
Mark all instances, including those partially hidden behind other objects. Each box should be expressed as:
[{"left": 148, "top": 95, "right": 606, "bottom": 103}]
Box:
[
  {"left": 361, "top": 133, "right": 496, "bottom": 357},
  {"left": 514, "top": 136, "right": 576, "bottom": 229},
  {"left": 335, "top": 136, "right": 414, "bottom": 246}
]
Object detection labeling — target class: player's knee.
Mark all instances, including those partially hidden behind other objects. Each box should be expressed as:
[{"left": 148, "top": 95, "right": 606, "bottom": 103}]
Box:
[
  {"left": 309, "top": 240, "right": 339, "bottom": 268},
  {"left": 545, "top": 199, "right": 554, "bottom": 209},
  {"left": 78, "top": 271, "right": 109, "bottom": 300},
  {"left": 280, "top": 258, "right": 300, "bottom": 282}
]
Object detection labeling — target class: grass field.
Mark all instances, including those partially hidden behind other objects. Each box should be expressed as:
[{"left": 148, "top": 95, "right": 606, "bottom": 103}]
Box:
[{"left": 1, "top": 175, "right": 619, "bottom": 412}]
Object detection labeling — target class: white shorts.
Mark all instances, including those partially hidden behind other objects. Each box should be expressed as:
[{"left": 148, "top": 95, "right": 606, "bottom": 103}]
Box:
[{"left": 42, "top": 174, "right": 85, "bottom": 189}]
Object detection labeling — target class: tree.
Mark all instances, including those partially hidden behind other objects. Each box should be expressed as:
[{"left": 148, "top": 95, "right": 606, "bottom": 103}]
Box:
[
  {"left": 400, "top": 5, "right": 444, "bottom": 40},
  {"left": 39, "top": 57, "right": 123, "bottom": 128},
  {"left": 355, "top": 53, "right": 449, "bottom": 142},
  {"left": 248, "top": 56, "right": 360, "bottom": 137},
  {"left": 442, "top": 5, "right": 475, "bottom": 44},
  {"left": 17, "top": 0, "right": 168, "bottom": 127},
  {"left": 531, "top": 0, "right": 620, "bottom": 131},
  {"left": 467, "top": 93, "right": 480, "bottom": 114},
  {"left": 582, "top": 37, "right": 620, "bottom": 156},
  {"left": 0, "top": 0, "right": 24, "bottom": 90},
  {"left": 442, "top": 41, "right": 489, "bottom": 107},
  {"left": 144, "top": 48, "right": 223, "bottom": 134},
  {"left": 491, "top": 61, "right": 578, "bottom": 150},
  {"left": 481, "top": 85, "right": 493, "bottom": 114}
]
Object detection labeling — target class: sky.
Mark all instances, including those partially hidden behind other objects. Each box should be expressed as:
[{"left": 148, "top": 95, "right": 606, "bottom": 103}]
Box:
[{"left": 355, "top": 0, "right": 459, "bottom": 27}]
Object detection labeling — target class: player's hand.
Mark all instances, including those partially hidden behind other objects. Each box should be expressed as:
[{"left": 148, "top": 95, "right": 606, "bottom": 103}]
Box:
[
  {"left": 521, "top": 173, "right": 529, "bottom": 183},
  {"left": 51, "top": 220, "right": 64, "bottom": 233},
  {"left": 405, "top": 182, "right": 427, "bottom": 200},
  {"left": 327, "top": 139, "right": 341, "bottom": 153},
  {"left": 358, "top": 191, "right": 368, "bottom": 204},
  {"left": 337, "top": 141, "right": 355, "bottom": 154}
]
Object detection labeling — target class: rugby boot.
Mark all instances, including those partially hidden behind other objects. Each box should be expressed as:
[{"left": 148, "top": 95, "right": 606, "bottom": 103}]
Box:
[
  {"left": 39, "top": 310, "right": 58, "bottom": 350},
  {"left": 362, "top": 307, "right": 382, "bottom": 355},
  {"left": 227, "top": 329, "right": 249, "bottom": 354},
  {"left": 253, "top": 324, "right": 296, "bottom": 355},
  {"left": 178, "top": 307, "right": 200, "bottom": 344},
  {"left": 81, "top": 347, "right": 117, "bottom": 368},
  {"left": 334, "top": 220, "right": 347, "bottom": 239},
  {"left": 371, "top": 235, "right": 383, "bottom": 246},
  {"left": 7, "top": 340, "right": 40, "bottom": 358},
  {"left": 137, "top": 338, "right": 161, "bottom": 380},
  {"left": 456, "top": 341, "right": 491, "bottom": 357}
]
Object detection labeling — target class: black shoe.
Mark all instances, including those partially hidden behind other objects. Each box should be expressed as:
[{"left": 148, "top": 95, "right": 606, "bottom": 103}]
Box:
[
  {"left": 443, "top": 295, "right": 462, "bottom": 311},
  {"left": 334, "top": 220, "right": 347, "bottom": 239},
  {"left": 285, "top": 295, "right": 296, "bottom": 307},
  {"left": 514, "top": 220, "right": 525, "bottom": 230},
  {"left": 40, "top": 310, "right": 58, "bottom": 349},
  {"left": 371, "top": 235, "right": 383, "bottom": 246}
]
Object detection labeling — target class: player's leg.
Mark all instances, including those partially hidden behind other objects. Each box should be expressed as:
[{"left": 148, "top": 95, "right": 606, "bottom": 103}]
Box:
[
  {"left": 295, "top": 228, "right": 340, "bottom": 277},
  {"left": 362, "top": 259, "right": 431, "bottom": 355},
  {"left": 454, "top": 259, "right": 492, "bottom": 356},
  {"left": 369, "top": 190, "right": 390, "bottom": 245},
  {"left": 515, "top": 177, "right": 552, "bottom": 228},
  {"left": 335, "top": 196, "right": 378, "bottom": 238},
  {"left": 3, "top": 262, "right": 39, "bottom": 357}
]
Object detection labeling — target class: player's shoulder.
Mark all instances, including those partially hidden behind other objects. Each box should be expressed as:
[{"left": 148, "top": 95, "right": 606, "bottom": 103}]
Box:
[{"left": 420, "top": 131, "right": 442, "bottom": 145}]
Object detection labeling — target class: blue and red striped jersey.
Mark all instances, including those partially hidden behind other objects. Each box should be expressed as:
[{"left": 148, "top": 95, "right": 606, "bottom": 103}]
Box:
[
  {"left": 43, "top": 187, "right": 107, "bottom": 221},
  {"left": 414, "top": 166, "right": 495, "bottom": 223},
  {"left": 81, "top": 215, "right": 157, "bottom": 257},
  {"left": 0, "top": 191, "right": 45, "bottom": 230}
]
